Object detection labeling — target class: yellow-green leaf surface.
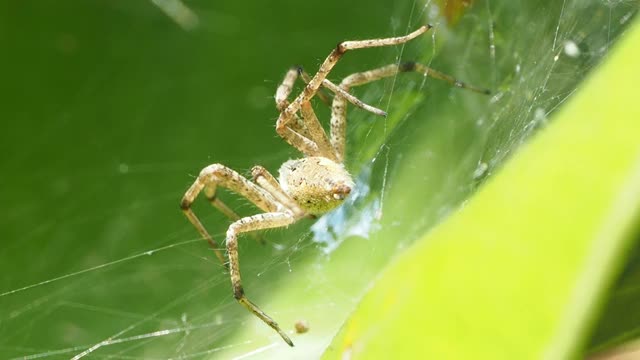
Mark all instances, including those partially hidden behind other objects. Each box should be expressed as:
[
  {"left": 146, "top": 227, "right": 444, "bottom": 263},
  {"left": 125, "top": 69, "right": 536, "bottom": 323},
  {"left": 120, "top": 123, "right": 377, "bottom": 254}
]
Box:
[{"left": 324, "top": 19, "right": 640, "bottom": 360}]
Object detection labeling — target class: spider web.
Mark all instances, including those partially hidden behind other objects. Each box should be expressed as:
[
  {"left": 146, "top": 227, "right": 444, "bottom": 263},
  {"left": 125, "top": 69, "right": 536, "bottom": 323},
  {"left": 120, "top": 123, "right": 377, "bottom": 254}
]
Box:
[{"left": 0, "top": 0, "right": 638, "bottom": 359}]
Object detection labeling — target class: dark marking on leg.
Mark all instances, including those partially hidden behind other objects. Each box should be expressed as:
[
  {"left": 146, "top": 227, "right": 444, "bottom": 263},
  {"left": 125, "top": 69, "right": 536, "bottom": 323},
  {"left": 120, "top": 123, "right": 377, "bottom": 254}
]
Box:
[
  {"left": 233, "top": 285, "right": 245, "bottom": 300},
  {"left": 180, "top": 197, "right": 191, "bottom": 210},
  {"left": 400, "top": 61, "right": 416, "bottom": 72}
]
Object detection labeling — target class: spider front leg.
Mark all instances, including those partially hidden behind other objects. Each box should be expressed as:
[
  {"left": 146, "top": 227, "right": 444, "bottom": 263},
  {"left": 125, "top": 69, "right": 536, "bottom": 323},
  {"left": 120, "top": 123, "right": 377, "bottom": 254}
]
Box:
[
  {"left": 276, "top": 26, "right": 429, "bottom": 157},
  {"left": 274, "top": 70, "right": 389, "bottom": 160},
  {"left": 275, "top": 69, "right": 380, "bottom": 161},
  {"left": 252, "top": 165, "right": 305, "bottom": 218},
  {"left": 226, "top": 211, "right": 298, "bottom": 346},
  {"left": 180, "top": 164, "right": 280, "bottom": 264},
  {"left": 275, "top": 68, "right": 329, "bottom": 157},
  {"left": 298, "top": 67, "right": 388, "bottom": 116},
  {"left": 279, "top": 25, "right": 430, "bottom": 123},
  {"left": 330, "top": 62, "right": 491, "bottom": 161}
]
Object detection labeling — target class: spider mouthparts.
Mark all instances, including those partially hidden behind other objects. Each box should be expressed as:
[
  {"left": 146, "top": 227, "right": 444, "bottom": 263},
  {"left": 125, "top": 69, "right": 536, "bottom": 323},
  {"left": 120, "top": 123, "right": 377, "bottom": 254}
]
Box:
[{"left": 332, "top": 184, "right": 352, "bottom": 200}]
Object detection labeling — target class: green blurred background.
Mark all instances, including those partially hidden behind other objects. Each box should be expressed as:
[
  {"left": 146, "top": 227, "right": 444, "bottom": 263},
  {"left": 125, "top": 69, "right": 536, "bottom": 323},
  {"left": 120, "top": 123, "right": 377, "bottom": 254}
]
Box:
[{"left": 0, "top": 0, "right": 638, "bottom": 358}]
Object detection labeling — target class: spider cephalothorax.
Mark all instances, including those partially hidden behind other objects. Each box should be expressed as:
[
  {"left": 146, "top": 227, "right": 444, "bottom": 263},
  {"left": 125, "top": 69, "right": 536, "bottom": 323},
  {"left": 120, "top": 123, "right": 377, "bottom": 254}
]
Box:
[
  {"left": 279, "top": 157, "right": 354, "bottom": 215},
  {"left": 180, "top": 25, "right": 489, "bottom": 346}
]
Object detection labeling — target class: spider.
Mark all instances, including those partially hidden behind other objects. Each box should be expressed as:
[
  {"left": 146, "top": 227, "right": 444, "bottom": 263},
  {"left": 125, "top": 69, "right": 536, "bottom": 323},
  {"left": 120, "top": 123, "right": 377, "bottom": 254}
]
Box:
[{"left": 180, "top": 25, "right": 489, "bottom": 347}]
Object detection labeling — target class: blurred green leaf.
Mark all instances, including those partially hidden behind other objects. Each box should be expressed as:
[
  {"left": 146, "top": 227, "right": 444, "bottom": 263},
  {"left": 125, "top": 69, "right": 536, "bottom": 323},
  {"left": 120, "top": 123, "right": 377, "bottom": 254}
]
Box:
[{"left": 324, "top": 17, "right": 640, "bottom": 360}]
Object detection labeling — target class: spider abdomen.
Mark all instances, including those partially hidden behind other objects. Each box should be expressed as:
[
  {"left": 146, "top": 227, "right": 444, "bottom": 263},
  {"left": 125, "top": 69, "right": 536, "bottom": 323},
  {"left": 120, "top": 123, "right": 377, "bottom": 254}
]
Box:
[{"left": 278, "top": 157, "right": 354, "bottom": 215}]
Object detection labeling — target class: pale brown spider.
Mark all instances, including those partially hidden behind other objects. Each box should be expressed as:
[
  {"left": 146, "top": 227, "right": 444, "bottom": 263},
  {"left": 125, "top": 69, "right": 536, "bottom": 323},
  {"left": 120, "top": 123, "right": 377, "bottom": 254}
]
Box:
[{"left": 180, "top": 25, "right": 489, "bottom": 346}]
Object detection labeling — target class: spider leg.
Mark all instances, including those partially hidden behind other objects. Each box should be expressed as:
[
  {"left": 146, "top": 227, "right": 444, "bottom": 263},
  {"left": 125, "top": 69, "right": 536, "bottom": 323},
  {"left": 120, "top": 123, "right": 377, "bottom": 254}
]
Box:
[
  {"left": 203, "top": 188, "right": 266, "bottom": 245},
  {"left": 284, "top": 66, "right": 387, "bottom": 116},
  {"left": 273, "top": 100, "right": 342, "bottom": 160},
  {"left": 301, "top": 69, "right": 385, "bottom": 116},
  {"left": 299, "top": 101, "right": 337, "bottom": 160},
  {"left": 276, "top": 68, "right": 383, "bottom": 159},
  {"left": 320, "top": 78, "right": 387, "bottom": 116},
  {"left": 226, "top": 211, "right": 298, "bottom": 346},
  {"left": 251, "top": 166, "right": 305, "bottom": 218},
  {"left": 180, "top": 164, "right": 281, "bottom": 265},
  {"left": 330, "top": 62, "right": 491, "bottom": 161},
  {"left": 275, "top": 68, "right": 335, "bottom": 158},
  {"left": 276, "top": 26, "right": 430, "bottom": 154},
  {"left": 298, "top": 68, "right": 332, "bottom": 106},
  {"left": 275, "top": 68, "right": 317, "bottom": 143},
  {"left": 338, "top": 62, "right": 490, "bottom": 94},
  {"left": 275, "top": 67, "right": 300, "bottom": 112},
  {"left": 407, "top": 62, "right": 491, "bottom": 95}
]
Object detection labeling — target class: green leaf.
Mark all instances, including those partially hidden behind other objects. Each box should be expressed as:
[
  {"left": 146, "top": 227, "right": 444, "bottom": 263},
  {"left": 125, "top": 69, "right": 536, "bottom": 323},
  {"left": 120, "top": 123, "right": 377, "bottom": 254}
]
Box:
[{"left": 323, "top": 16, "right": 640, "bottom": 360}]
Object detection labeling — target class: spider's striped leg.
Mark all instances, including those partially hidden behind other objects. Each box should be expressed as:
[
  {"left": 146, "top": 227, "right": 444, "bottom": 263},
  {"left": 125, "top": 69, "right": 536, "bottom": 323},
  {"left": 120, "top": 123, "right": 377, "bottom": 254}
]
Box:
[
  {"left": 251, "top": 165, "right": 305, "bottom": 218},
  {"left": 297, "top": 67, "right": 387, "bottom": 116},
  {"left": 277, "top": 25, "right": 430, "bottom": 135},
  {"left": 275, "top": 100, "right": 345, "bottom": 161},
  {"left": 275, "top": 68, "right": 316, "bottom": 142},
  {"left": 320, "top": 78, "right": 386, "bottom": 116},
  {"left": 226, "top": 212, "right": 298, "bottom": 346},
  {"left": 299, "top": 101, "right": 338, "bottom": 160},
  {"left": 276, "top": 69, "right": 383, "bottom": 160},
  {"left": 330, "top": 62, "right": 491, "bottom": 161},
  {"left": 275, "top": 67, "right": 300, "bottom": 112},
  {"left": 275, "top": 69, "right": 335, "bottom": 160},
  {"left": 203, "top": 188, "right": 266, "bottom": 245},
  {"left": 408, "top": 62, "right": 491, "bottom": 95},
  {"left": 180, "top": 164, "right": 280, "bottom": 265},
  {"left": 298, "top": 67, "right": 332, "bottom": 106},
  {"left": 329, "top": 64, "right": 403, "bottom": 161}
]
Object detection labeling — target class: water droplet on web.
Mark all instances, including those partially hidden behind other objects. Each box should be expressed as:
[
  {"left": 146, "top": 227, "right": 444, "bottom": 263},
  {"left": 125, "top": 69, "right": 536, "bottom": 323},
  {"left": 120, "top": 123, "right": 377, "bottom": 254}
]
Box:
[
  {"left": 563, "top": 40, "right": 580, "bottom": 57},
  {"left": 534, "top": 107, "right": 548, "bottom": 124},
  {"left": 473, "top": 162, "right": 489, "bottom": 180}
]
